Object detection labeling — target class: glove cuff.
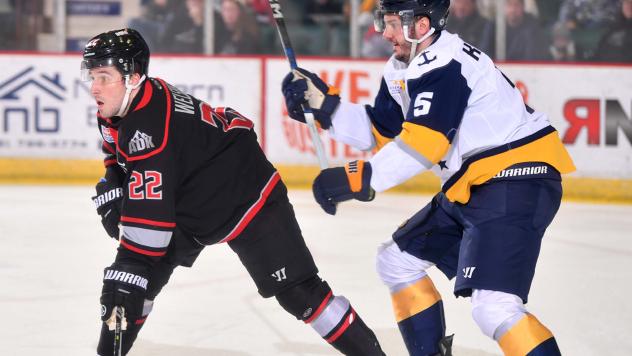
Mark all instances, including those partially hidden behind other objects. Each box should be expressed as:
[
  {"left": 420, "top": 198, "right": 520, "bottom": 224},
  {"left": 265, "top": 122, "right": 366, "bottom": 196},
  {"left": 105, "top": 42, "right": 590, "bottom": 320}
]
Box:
[
  {"left": 316, "top": 94, "right": 340, "bottom": 130},
  {"left": 103, "top": 263, "right": 150, "bottom": 292},
  {"left": 94, "top": 186, "right": 124, "bottom": 213},
  {"left": 344, "top": 160, "right": 375, "bottom": 202}
]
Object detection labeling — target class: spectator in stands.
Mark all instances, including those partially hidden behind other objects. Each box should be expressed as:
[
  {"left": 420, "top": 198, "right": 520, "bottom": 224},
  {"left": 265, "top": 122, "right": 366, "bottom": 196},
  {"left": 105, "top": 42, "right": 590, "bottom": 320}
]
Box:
[
  {"left": 0, "top": 0, "right": 16, "bottom": 50},
  {"left": 505, "top": 0, "right": 549, "bottom": 60},
  {"left": 559, "top": 0, "right": 619, "bottom": 30},
  {"left": 305, "top": 0, "right": 345, "bottom": 24},
  {"left": 361, "top": 25, "right": 392, "bottom": 58},
  {"left": 215, "top": 0, "right": 261, "bottom": 54},
  {"left": 534, "top": 0, "right": 564, "bottom": 26},
  {"left": 446, "top": 0, "right": 495, "bottom": 56},
  {"left": 128, "top": 0, "right": 178, "bottom": 51},
  {"left": 594, "top": 0, "right": 632, "bottom": 62},
  {"left": 357, "top": 0, "right": 390, "bottom": 58},
  {"left": 477, "top": 0, "right": 539, "bottom": 20},
  {"left": 559, "top": 0, "right": 620, "bottom": 59},
  {"left": 548, "top": 21, "right": 578, "bottom": 61},
  {"left": 159, "top": 0, "right": 205, "bottom": 53}
]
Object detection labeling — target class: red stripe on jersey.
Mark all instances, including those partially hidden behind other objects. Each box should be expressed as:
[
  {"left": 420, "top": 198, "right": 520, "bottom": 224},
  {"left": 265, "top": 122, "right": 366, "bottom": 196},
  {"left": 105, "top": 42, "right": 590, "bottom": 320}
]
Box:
[
  {"left": 104, "top": 159, "right": 117, "bottom": 167},
  {"left": 215, "top": 106, "right": 226, "bottom": 119},
  {"left": 121, "top": 216, "right": 176, "bottom": 228},
  {"left": 133, "top": 81, "right": 153, "bottom": 112},
  {"left": 117, "top": 78, "right": 171, "bottom": 162},
  {"left": 97, "top": 111, "right": 113, "bottom": 125},
  {"left": 120, "top": 239, "right": 167, "bottom": 257},
  {"left": 102, "top": 141, "right": 115, "bottom": 154},
  {"left": 219, "top": 171, "right": 281, "bottom": 243},
  {"left": 305, "top": 291, "right": 333, "bottom": 324},
  {"left": 326, "top": 309, "right": 356, "bottom": 343}
]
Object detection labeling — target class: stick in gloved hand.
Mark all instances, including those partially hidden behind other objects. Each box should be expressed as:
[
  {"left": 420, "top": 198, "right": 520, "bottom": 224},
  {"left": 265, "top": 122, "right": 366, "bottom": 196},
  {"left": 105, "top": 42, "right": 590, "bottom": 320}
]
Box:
[{"left": 268, "top": 0, "right": 329, "bottom": 169}]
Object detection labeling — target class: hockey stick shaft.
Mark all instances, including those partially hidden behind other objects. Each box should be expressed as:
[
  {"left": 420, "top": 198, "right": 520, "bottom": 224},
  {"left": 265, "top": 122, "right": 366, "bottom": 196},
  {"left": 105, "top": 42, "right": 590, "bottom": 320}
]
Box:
[
  {"left": 113, "top": 306, "right": 123, "bottom": 356},
  {"left": 268, "top": 0, "right": 329, "bottom": 169}
]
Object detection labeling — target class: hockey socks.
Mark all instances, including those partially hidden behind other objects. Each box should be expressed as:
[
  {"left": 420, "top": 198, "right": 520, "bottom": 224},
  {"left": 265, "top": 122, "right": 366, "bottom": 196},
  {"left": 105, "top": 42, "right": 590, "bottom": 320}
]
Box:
[
  {"left": 306, "top": 293, "right": 385, "bottom": 356},
  {"left": 391, "top": 276, "right": 446, "bottom": 356},
  {"left": 497, "top": 314, "right": 561, "bottom": 356}
]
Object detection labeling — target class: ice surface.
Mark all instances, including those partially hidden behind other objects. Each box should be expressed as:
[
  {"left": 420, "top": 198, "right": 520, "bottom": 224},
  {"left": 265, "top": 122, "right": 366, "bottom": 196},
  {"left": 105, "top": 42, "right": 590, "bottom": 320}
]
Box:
[{"left": 1, "top": 186, "right": 630, "bottom": 355}]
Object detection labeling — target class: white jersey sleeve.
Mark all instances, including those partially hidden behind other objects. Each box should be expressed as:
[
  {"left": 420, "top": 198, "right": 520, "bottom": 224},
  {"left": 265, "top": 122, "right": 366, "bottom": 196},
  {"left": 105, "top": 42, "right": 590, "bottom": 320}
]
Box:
[{"left": 367, "top": 31, "right": 575, "bottom": 201}]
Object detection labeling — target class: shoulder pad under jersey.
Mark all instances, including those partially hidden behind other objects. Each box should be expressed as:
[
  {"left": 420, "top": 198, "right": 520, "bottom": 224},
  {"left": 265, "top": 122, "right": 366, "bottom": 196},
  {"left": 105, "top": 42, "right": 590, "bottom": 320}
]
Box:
[
  {"left": 406, "top": 32, "right": 462, "bottom": 82},
  {"left": 116, "top": 77, "right": 171, "bottom": 162}
]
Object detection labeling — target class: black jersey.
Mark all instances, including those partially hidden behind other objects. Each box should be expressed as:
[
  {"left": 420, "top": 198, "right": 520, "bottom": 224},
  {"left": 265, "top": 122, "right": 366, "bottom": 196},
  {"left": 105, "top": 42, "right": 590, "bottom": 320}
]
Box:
[{"left": 97, "top": 77, "right": 277, "bottom": 258}]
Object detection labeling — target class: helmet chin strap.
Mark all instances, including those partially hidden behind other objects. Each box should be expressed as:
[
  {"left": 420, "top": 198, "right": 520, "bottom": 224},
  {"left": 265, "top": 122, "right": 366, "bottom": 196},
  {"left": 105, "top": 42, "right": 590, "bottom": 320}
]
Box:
[
  {"left": 116, "top": 74, "right": 146, "bottom": 117},
  {"left": 403, "top": 26, "right": 436, "bottom": 64}
]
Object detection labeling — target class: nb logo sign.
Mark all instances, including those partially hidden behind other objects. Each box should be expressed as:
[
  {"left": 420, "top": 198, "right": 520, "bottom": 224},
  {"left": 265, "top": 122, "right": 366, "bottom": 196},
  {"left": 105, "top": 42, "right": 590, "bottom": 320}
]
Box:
[
  {"left": 463, "top": 266, "right": 476, "bottom": 279},
  {"left": 271, "top": 267, "right": 287, "bottom": 282},
  {"left": 0, "top": 66, "right": 65, "bottom": 133}
]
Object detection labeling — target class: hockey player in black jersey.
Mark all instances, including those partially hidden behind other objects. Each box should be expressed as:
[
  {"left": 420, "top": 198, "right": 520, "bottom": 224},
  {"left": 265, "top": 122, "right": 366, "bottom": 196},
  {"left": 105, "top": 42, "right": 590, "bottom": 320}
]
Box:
[{"left": 85, "top": 28, "right": 385, "bottom": 356}]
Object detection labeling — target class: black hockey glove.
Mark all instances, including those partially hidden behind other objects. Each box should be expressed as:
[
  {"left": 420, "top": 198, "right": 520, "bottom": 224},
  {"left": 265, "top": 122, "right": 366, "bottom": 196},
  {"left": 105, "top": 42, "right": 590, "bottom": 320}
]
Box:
[
  {"left": 312, "top": 160, "right": 375, "bottom": 215},
  {"left": 100, "top": 262, "right": 150, "bottom": 327},
  {"left": 281, "top": 68, "right": 340, "bottom": 130},
  {"left": 92, "top": 177, "right": 123, "bottom": 239}
]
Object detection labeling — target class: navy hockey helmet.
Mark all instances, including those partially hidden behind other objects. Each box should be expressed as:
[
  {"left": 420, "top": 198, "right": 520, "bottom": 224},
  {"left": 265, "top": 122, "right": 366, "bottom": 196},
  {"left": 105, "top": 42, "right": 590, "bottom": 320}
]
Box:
[
  {"left": 374, "top": 0, "right": 450, "bottom": 33},
  {"left": 81, "top": 28, "right": 150, "bottom": 81}
]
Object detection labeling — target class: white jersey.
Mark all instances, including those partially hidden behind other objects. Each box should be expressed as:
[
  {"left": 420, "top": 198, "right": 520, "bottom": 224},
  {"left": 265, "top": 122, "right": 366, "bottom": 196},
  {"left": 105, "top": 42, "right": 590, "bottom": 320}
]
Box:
[{"left": 330, "top": 31, "right": 574, "bottom": 203}]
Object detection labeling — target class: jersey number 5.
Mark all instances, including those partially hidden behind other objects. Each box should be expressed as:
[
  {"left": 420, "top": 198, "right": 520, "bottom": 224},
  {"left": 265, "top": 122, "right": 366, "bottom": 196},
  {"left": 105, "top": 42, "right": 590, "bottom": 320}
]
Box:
[
  {"left": 413, "top": 92, "right": 434, "bottom": 117},
  {"left": 129, "top": 171, "right": 163, "bottom": 200}
]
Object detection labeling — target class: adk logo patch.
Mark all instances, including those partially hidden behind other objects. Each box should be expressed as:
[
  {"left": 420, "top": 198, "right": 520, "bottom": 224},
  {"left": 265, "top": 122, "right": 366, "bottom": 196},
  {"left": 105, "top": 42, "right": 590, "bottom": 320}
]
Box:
[{"left": 128, "top": 130, "right": 155, "bottom": 154}]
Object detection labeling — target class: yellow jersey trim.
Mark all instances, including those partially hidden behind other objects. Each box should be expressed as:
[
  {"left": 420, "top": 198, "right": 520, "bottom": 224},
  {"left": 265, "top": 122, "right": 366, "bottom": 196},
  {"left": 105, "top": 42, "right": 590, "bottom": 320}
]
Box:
[
  {"left": 399, "top": 122, "right": 450, "bottom": 164},
  {"left": 444, "top": 126, "right": 576, "bottom": 203}
]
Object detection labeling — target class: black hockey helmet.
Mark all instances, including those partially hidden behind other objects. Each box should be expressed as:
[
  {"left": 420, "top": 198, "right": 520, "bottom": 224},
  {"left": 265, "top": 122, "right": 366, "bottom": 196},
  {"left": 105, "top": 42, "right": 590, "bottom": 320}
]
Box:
[
  {"left": 374, "top": 0, "right": 450, "bottom": 33},
  {"left": 81, "top": 28, "right": 150, "bottom": 81}
]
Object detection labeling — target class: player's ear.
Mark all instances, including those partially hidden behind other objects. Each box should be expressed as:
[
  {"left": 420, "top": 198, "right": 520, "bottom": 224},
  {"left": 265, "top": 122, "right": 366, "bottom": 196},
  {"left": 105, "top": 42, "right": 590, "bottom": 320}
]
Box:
[
  {"left": 416, "top": 16, "right": 431, "bottom": 36},
  {"left": 130, "top": 72, "right": 142, "bottom": 86}
]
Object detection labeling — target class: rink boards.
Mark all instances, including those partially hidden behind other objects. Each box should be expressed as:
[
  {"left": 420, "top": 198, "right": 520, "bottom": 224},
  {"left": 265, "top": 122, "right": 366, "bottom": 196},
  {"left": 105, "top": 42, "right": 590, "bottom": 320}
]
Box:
[{"left": 0, "top": 54, "right": 630, "bottom": 202}]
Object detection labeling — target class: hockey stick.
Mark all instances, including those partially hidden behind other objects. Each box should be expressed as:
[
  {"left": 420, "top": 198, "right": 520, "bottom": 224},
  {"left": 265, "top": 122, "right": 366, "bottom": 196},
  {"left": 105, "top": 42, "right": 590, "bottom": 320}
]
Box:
[
  {"left": 113, "top": 306, "right": 123, "bottom": 356},
  {"left": 268, "top": 0, "right": 329, "bottom": 169}
]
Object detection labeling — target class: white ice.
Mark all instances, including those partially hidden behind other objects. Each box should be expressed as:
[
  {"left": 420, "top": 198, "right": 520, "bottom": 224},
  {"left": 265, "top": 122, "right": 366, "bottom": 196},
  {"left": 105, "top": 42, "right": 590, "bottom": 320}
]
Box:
[{"left": 1, "top": 185, "right": 631, "bottom": 356}]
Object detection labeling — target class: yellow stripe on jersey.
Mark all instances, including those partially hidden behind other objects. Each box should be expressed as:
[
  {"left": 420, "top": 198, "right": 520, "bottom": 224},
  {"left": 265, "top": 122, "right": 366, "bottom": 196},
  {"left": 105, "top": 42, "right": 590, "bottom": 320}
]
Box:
[
  {"left": 371, "top": 125, "right": 394, "bottom": 151},
  {"left": 445, "top": 130, "right": 576, "bottom": 203},
  {"left": 498, "top": 314, "right": 554, "bottom": 356},
  {"left": 399, "top": 122, "right": 450, "bottom": 164},
  {"left": 391, "top": 276, "right": 442, "bottom": 322}
]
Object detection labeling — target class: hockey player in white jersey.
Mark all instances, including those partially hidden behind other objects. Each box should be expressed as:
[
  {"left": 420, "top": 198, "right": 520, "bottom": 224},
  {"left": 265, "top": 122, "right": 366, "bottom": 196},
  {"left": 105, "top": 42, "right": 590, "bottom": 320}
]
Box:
[{"left": 282, "top": 0, "right": 575, "bottom": 355}]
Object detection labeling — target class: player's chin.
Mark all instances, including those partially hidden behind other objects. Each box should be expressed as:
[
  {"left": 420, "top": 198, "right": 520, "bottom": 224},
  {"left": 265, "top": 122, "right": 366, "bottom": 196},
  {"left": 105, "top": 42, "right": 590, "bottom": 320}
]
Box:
[
  {"left": 99, "top": 108, "right": 113, "bottom": 118},
  {"left": 394, "top": 52, "right": 408, "bottom": 62}
]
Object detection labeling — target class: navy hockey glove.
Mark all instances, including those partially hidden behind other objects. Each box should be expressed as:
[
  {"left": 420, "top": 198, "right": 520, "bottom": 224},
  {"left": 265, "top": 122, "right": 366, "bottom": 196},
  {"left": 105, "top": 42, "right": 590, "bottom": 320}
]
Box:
[
  {"left": 100, "top": 263, "right": 150, "bottom": 327},
  {"left": 281, "top": 68, "right": 340, "bottom": 130},
  {"left": 92, "top": 177, "right": 123, "bottom": 239},
  {"left": 313, "top": 160, "right": 375, "bottom": 215}
]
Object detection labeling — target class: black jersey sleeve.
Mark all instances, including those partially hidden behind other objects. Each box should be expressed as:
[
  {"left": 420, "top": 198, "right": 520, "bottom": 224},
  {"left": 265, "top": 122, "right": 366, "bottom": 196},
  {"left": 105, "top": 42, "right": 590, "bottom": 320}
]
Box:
[{"left": 118, "top": 147, "right": 176, "bottom": 259}]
